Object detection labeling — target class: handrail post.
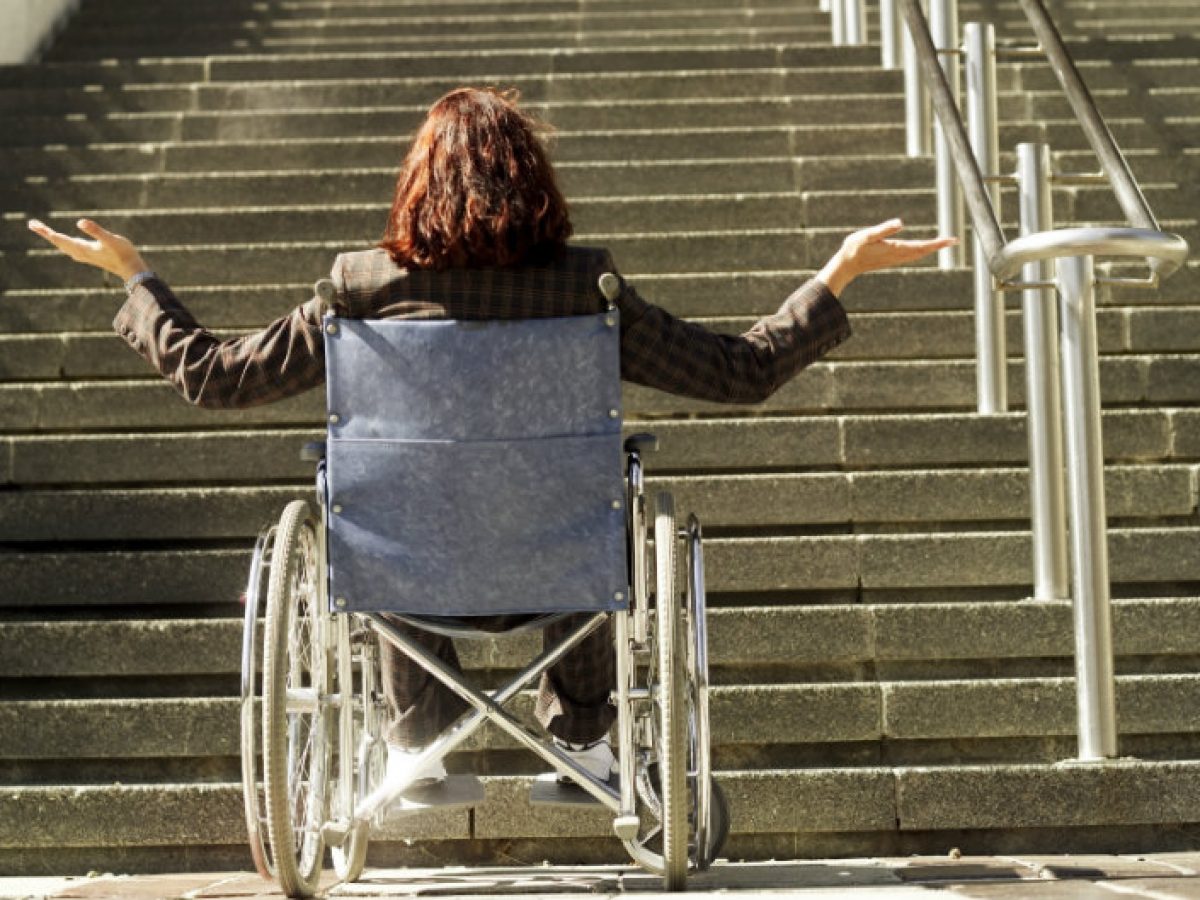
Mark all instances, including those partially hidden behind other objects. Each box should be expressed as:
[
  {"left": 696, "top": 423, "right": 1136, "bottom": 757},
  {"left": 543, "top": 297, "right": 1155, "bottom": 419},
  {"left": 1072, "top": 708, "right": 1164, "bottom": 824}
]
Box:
[
  {"left": 1057, "top": 253, "right": 1118, "bottom": 761},
  {"left": 930, "top": 0, "right": 965, "bottom": 268},
  {"left": 845, "top": 0, "right": 867, "bottom": 45},
  {"left": 903, "top": 0, "right": 932, "bottom": 156},
  {"left": 964, "top": 22, "right": 1005, "bottom": 412},
  {"left": 881, "top": 0, "right": 904, "bottom": 69},
  {"left": 1017, "top": 143, "right": 1070, "bottom": 603},
  {"left": 831, "top": 0, "right": 846, "bottom": 45}
]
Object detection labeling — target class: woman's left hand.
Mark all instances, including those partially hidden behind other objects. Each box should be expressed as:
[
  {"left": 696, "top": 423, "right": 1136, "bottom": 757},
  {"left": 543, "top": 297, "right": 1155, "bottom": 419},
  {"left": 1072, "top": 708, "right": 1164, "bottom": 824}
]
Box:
[{"left": 28, "top": 218, "right": 150, "bottom": 282}]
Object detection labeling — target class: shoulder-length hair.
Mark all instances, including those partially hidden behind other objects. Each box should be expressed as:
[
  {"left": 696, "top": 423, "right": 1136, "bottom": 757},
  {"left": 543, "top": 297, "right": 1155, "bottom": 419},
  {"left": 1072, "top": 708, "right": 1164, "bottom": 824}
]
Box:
[{"left": 381, "top": 87, "right": 573, "bottom": 270}]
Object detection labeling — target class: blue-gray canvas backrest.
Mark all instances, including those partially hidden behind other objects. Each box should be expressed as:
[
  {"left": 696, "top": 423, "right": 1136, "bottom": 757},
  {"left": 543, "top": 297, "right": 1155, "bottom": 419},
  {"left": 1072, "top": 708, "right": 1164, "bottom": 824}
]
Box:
[{"left": 323, "top": 312, "right": 629, "bottom": 616}]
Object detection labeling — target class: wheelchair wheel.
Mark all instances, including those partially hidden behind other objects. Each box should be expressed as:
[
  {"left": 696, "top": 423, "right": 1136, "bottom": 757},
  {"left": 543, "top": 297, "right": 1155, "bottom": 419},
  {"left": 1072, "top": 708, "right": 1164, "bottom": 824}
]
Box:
[
  {"left": 684, "top": 514, "right": 730, "bottom": 870},
  {"left": 330, "top": 618, "right": 385, "bottom": 882},
  {"left": 653, "top": 492, "right": 688, "bottom": 890},
  {"left": 240, "top": 526, "right": 276, "bottom": 880},
  {"left": 262, "top": 500, "right": 332, "bottom": 898}
]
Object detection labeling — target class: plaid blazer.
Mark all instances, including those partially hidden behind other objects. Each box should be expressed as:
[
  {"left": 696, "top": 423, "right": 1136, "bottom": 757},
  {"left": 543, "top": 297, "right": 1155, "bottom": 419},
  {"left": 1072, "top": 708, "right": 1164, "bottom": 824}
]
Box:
[{"left": 113, "top": 245, "right": 851, "bottom": 408}]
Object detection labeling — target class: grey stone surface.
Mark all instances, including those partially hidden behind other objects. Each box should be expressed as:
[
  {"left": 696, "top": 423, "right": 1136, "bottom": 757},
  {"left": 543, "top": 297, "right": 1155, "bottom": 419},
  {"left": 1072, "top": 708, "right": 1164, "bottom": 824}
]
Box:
[
  {"left": 0, "top": 619, "right": 239, "bottom": 678},
  {"left": 0, "top": 486, "right": 307, "bottom": 541},
  {"left": 881, "top": 675, "right": 1200, "bottom": 740},
  {"left": 875, "top": 598, "right": 1200, "bottom": 661},
  {"left": 0, "top": 784, "right": 467, "bottom": 848},
  {"left": 473, "top": 768, "right": 898, "bottom": 838},
  {"left": 4, "top": 429, "right": 322, "bottom": 486},
  {"left": 710, "top": 683, "right": 880, "bottom": 744},
  {"left": 2, "top": 0, "right": 1199, "bottom": 871},
  {"left": 1172, "top": 409, "right": 1200, "bottom": 459},
  {"left": 0, "top": 549, "right": 250, "bottom": 608},
  {"left": 654, "top": 472, "right": 850, "bottom": 526},
  {"left": 704, "top": 536, "right": 858, "bottom": 592},
  {"left": 708, "top": 605, "right": 872, "bottom": 665},
  {"left": 5, "top": 463, "right": 1191, "bottom": 543},
  {"left": 0, "top": 698, "right": 238, "bottom": 759},
  {"left": 896, "top": 761, "right": 1200, "bottom": 831}
]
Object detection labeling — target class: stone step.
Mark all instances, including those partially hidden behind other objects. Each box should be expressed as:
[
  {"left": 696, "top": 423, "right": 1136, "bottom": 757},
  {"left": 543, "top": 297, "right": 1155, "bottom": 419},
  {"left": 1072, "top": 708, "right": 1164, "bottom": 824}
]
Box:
[
  {"left": 63, "top": 0, "right": 1200, "bottom": 19},
  {"left": 0, "top": 128, "right": 1178, "bottom": 188},
  {"left": 6, "top": 31, "right": 1195, "bottom": 89},
  {"left": 1, "top": 44, "right": 887, "bottom": 89},
  {"left": 10, "top": 222, "right": 1197, "bottom": 290},
  {"left": 47, "top": 28, "right": 859, "bottom": 60},
  {"left": 0, "top": 89, "right": 1168, "bottom": 147},
  {"left": 6, "top": 181, "right": 1193, "bottom": 254},
  {"left": 0, "top": 67, "right": 912, "bottom": 115},
  {"left": 6, "top": 599, "right": 1197, "bottom": 681},
  {"left": 68, "top": 0, "right": 808, "bottom": 20},
  {"left": 42, "top": 15, "right": 1200, "bottom": 60},
  {"left": 4, "top": 80, "right": 1160, "bottom": 134},
  {"left": 2, "top": 761, "right": 1199, "bottom": 857},
  {"left": 1, "top": 119, "right": 1173, "bottom": 210},
  {"left": 5, "top": 57, "right": 1193, "bottom": 119},
  {"left": 5, "top": 674, "right": 1199, "bottom": 767},
  {"left": 1, "top": 351, "right": 1197, "bottom": 429},
  {"left": 4, "top": 408, "right": 1194, "bottom": 486},
  {"left": 5, "top": 305, "right": 1200, "bottom": 380},
  {"left": 2, "top": 462, "right": 1195, "bottom": 542},
  {"left": 2, "top": 526, "right": 1199, "bottom": 609},
  {"left": 0, "top": 267, "right": 992, "bottom": 337},
  {"left": 56, "top": 8, "right": 826, "bottom": 41}
]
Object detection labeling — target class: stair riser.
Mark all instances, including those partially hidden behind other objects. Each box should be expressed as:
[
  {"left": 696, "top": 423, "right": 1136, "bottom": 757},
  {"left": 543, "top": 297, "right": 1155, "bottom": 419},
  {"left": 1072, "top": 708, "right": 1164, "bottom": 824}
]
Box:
[
  {"left": 3, "top": 527, "right": 1199, "bottom": 609},
  {"left": 8, "top": 183, "right": 1195, "bottom": 255},
  {"left": 2, "top": 354, "right": 1198, "bottom": 432},
  {"left": 2, "top": 464, "right": 1194, "bottom": 542},
  {"left": 8, "top": 306, "right": 1200, "bottom": 383},
  {"left": 6, "top": 676, "right": 1199, "bottom": 763},
  {"left": 4, "top": 409, "right": 1192, "bottom": 485}
]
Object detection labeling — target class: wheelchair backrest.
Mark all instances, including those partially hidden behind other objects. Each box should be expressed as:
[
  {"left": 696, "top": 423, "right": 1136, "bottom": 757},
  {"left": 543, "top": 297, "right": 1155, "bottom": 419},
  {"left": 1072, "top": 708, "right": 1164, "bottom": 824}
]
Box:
[{"left": 322, "top": 312, "right": 629, "bottom": 617}]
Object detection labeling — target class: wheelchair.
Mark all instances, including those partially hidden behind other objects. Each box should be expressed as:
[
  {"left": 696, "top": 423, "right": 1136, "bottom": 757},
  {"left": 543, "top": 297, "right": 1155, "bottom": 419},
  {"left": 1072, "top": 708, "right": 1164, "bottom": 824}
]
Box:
[{"left": 239, "top": 275, "right": 729, "bottom": 897}]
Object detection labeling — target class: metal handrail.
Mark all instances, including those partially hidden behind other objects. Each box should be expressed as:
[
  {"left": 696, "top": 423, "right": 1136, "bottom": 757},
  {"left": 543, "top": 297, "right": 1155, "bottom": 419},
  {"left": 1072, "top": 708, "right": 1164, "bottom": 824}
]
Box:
[
  {"left": 994, "top": 226, "right": 1189, "bottom": 283},
  {"left": 880, "top": 0, "right": 1191, "bottom": 764},
  {"left": 896, "top": 0, "right": 1189, "bottom": 284}
]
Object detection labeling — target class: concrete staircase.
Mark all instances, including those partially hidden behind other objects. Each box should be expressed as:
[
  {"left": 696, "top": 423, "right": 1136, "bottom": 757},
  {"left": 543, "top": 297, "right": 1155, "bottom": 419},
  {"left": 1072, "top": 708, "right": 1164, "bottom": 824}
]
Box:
[{"left": 2, "top": 0, "right": 1200, "bottom": 876}]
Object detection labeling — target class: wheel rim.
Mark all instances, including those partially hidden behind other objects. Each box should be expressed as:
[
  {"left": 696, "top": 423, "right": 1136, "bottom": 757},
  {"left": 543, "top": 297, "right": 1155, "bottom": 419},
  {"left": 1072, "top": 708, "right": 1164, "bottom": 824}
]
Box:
[
  {"left": 284, "top": 522, "right": 327, "bottom": 875},
  {"left": 262, "top": 500, "right": 331, "bottom": 897},
  {"left": 241, "top": 527, "right": 276, "bottom": 880}
]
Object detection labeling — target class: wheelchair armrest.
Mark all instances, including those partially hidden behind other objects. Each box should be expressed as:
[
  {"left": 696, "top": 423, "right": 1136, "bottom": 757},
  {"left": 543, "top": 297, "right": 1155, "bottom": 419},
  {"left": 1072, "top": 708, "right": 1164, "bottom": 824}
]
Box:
[
  {"left": 624, "top": 433, "right": 658, "bottom": 454},
  {"left": 300, "top": 441, "right": 327, "bottom": 462}
]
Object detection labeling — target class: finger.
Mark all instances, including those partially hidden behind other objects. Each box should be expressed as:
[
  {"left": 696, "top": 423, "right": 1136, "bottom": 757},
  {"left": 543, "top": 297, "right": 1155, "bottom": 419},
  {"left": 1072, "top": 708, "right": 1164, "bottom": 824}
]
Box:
[
  {"left": 864, "top": 218, "right": 905, "bottom": 241},
  {"left": 27, "top": 219, "right": 96, "bottom": 259},
  {"left": 76, "top": 218, "right": 116, "bottom": 245},
  {"left": 886, "top": 237, "right": 958, "bottom": 255}
]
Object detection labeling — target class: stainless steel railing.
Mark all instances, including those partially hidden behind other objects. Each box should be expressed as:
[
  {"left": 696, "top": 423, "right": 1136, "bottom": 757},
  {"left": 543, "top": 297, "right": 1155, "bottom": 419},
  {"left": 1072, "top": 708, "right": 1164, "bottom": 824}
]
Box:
[{"left": 827, "top": 0, "right": 1189, "bottom": 762}]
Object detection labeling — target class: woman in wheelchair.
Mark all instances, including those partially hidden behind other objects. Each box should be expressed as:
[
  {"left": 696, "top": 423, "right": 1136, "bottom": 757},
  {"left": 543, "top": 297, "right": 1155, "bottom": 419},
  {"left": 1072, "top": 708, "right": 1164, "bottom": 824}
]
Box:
[{"left": 30, "top": 87, "right": 953, "bottom": 895}]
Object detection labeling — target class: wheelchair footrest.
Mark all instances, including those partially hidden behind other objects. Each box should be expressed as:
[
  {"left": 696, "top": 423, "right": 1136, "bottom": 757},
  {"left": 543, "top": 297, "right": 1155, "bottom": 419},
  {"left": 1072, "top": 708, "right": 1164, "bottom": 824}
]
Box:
[
  {"left": 384, "top": 775, "right": 485, "bottom": 815},
  {"left": 529, "top": 772, "right": 616, "bottom": 807}
]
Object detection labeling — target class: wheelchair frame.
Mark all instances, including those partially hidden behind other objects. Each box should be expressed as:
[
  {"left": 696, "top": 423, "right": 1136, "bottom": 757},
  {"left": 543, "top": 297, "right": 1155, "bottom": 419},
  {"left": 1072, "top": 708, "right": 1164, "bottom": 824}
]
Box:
[{"left": 239, "top": 322, "right": 726, "bottom": 897}]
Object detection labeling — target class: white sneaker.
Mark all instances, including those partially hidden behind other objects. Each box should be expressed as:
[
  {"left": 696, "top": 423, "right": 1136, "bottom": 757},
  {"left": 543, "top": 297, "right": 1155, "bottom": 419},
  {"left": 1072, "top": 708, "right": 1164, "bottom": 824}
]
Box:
[
  {"left": 384, "top": 744, "right": 447, "bottom": 791},
  {"left": 555, "top": 737, "right": 617, "bottom": 784}
]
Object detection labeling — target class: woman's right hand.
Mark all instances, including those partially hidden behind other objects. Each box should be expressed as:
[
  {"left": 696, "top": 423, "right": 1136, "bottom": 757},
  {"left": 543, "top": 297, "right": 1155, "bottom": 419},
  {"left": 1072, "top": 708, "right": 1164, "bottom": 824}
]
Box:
[
  {"left": 28, "top": 218, "right": 151, "bottom": 282},
  {"left": 818, "top": 218, "right": 957, "bottom": 296}
]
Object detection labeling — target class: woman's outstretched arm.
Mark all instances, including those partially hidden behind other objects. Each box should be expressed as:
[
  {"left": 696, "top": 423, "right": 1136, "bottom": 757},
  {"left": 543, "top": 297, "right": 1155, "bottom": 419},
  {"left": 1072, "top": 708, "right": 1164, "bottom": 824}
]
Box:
[
  {"left": 614, "top": 218, "right": 956, "bottom": 404},
  {"left": 28, "top": 218, "right": 329, "bottom": 409}
]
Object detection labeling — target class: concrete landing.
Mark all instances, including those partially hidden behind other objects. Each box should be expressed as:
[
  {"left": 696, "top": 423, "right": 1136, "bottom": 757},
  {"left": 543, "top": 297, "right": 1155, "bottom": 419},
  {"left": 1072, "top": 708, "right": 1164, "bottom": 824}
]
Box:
[{"left": 4, "top": 856, "right": 1200, "bottom": 900}]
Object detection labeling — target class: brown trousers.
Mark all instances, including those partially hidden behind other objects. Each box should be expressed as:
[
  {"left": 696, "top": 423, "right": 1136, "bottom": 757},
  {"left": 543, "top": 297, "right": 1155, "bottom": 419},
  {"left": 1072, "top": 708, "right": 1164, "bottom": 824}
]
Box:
[{"left": 379, "top": 613, "right": 616, "bottom": 749}]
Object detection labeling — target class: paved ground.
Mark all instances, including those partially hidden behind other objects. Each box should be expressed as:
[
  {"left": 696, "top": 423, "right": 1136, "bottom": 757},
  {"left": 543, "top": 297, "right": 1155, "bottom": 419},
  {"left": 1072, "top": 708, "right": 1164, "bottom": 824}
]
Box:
[{"left": 4, "top": 855, "right": 1200, "bottom": 900}]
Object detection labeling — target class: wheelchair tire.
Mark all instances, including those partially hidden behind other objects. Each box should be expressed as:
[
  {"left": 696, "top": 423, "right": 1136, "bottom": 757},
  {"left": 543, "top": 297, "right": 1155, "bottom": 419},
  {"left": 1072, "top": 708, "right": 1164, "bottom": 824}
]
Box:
[
  {"left": 262, "top": 500, "right": 331, "bottom": 898},
  {"left": 240, "top": 526, "right": 276, "bottom": 880},
  {"left": 653, "top": 492, "right": 688, "bottom": 891},
  {"left": 330, "top": 620, "right": 384, "bottom": 883}
]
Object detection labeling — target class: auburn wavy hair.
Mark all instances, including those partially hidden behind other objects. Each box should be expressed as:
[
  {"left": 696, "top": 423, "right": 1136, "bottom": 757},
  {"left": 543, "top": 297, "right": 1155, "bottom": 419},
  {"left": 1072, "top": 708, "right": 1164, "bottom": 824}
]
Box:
[{"left": 381, "top": 87, "right": 573, "bottom": 269}]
